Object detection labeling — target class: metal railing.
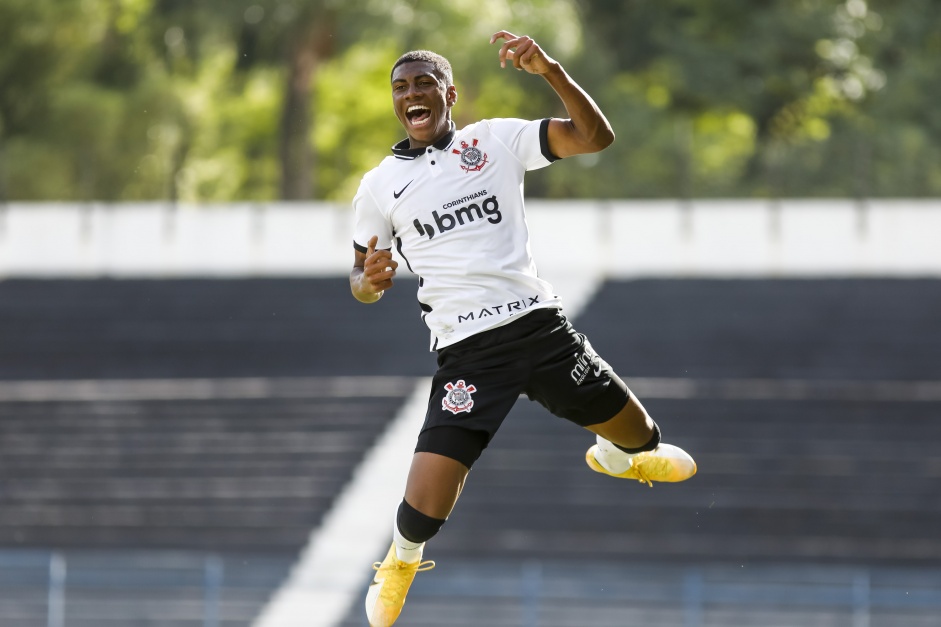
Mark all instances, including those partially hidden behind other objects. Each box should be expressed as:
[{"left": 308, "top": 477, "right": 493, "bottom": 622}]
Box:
[
  {"left": 366, "top": 559, "right": 941, "bottom": 627},
  {"left": 0, "top": 549, "right": 289, "bottom": 627},
  {"left": 5, "top": 551, "right": 941, "bottom": 627}
]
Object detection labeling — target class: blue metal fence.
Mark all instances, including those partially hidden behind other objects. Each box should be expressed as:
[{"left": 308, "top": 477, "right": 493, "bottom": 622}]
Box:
[
  {"left": 0, "top": 549, "right": 290, "bottom": 627},
  {"left": 364, "top": 559, "right": 941, "bottom": 627},
  {"left": 4, "top": 551, "right": 941, "bottom": 627}
]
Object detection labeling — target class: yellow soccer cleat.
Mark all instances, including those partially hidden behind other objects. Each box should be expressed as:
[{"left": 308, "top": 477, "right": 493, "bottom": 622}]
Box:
[
  {"left": 586, "top": 443, "right": 697, "bottom": 487},
  {"left": 365, "top": 543, "right": 435, "bottom": 627}
]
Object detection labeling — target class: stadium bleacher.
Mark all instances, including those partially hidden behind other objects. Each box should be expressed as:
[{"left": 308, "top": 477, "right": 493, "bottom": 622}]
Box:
[
  {"left": 0, "top": 278, "right": 431, "bottom": 625},
  {"left": 338, "top": 278, "right": 941, "bottom": 626},
  {"left": 0, "top": 278, "right": 434, "bottom": 381},
  {"left": 1, "top": 277, "right": 940, "bottom": 626},
  {"left": 422, "top": 278, "right": 941, "bottom": 565}
]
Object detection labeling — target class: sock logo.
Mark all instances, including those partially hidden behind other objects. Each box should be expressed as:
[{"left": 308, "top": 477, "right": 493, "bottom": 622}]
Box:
[
  {"left": 413, "top": 195, "right": 501, "bottom": 240},
  {"left": 441, "top": 379, "right": 476, "bottom": 414}
]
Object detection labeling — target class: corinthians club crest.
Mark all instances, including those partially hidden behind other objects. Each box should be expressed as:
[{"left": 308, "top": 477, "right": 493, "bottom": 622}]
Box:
[
  {"left": 452, "top": 139, "right": 488, "bottom": 173},
  {"left": 442, "top": 379, "right": 477, "bottom": 414}
]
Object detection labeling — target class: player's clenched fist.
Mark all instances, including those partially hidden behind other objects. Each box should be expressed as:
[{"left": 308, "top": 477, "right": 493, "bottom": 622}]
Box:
[{"left": 356, "top": 235, "right": 398, "bottom": 301}]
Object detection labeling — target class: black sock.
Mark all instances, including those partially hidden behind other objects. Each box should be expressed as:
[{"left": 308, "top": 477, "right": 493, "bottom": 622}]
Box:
[
  {"left": 396, "top": 499, "right": 447, "bottom": 544},
  {"left": 613, "top": 422, "right": 661, "bottom": 454}
]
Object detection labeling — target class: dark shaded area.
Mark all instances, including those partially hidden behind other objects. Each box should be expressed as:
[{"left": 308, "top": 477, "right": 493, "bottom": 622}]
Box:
[
  {"left": 580, "top": 278, "right": 941, "bottom": 381},
  {"left": 2, "top": 278, "right": 939, "bottom": 578},
  {"left": 337, "top": 278, "right": 941, "bottom": 625},
  {"left": 0, "top": 395, "right": 403, "bottom": 551},
  {"left": 419, "top": 280, "right": 941, "bottom": 563},
  {"left": 0, "top": 277, "right": 435, "bottom": 380},
  {"left": 431, "top": 396, "right": 941, "bottom": 565},
  {"left": 0, "top": 277, "right": 433, "bottom": 557}
]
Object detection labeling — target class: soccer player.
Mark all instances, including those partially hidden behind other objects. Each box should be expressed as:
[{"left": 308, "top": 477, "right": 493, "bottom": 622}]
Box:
[{"left": 351, "top": 30, "right": 697, "bottom": 627}]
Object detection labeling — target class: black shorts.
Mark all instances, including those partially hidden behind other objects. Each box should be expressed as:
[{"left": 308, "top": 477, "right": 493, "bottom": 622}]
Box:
[{"left": 415, "top": 308, "right": 630, "bottom": 466}]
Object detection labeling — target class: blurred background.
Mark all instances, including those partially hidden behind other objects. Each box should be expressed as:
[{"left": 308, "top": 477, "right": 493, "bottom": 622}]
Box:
[
  {"left": 1, "top": 1, "right": 941, "bottom": 626},
  {"left": 4, "top": 0, "right": 941, "bottom": 202}
]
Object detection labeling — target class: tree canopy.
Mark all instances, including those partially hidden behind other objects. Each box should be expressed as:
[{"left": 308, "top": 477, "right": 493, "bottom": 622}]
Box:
[{"left": 1, "top": 0, "right": 939, "bottom": 201}]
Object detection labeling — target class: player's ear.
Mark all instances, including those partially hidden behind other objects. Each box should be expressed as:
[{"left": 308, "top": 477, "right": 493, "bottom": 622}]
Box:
[{"left": 446, "top": 85, "right": 458, "bottom": 107}]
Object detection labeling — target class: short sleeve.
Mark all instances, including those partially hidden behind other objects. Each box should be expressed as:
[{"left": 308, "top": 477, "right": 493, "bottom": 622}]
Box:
[
  {"left": 487, "top": 118, "right": 560, "bottom": 171},
  {"left": 352, "top": 179, "right": 393, "bottom": 253}
]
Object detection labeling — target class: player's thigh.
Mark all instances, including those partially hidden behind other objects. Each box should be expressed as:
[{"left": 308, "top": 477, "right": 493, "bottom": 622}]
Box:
[
  {"left": 411, "top": 363, "right": 525, "bottom": 518},
  {"left": 419, "top": 325, "right": 530, "bottom": 458},
  {"left": 524, "top": 317, "right": 629, "bottom": 428}
]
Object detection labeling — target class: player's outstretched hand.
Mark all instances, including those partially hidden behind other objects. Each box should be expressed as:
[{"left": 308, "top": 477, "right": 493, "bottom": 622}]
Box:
[
  {"left": 490, "top": 31, "right": 557, "bottom": 75},
  {"left": 362, "top": 235, "right": 398, "bottom": 294}
]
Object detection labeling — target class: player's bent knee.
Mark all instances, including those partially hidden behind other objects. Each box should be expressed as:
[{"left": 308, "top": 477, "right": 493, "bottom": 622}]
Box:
[
  {"left": 397, "top": 499, "right": 447, "bottom": 544},
  {"left": 587, "top": 394, "right": 661, "bottom": 449}
]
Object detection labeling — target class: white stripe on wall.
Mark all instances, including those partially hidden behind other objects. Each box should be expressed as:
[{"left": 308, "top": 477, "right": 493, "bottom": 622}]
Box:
[{"left": 2, "top": 200, "right": 941, "bottom": 278}]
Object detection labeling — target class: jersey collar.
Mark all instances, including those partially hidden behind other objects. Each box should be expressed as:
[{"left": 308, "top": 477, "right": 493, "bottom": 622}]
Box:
[{"left": 391, "top": 122, "right": 456, "bottom": 160}]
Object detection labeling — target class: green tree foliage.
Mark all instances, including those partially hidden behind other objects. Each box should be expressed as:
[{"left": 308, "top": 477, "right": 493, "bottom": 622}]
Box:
[
  {"left": 554, "top": 0, "right": 941, "bottom": 198},
  {"left": 1, "top": 0, "right": 939, "bottom": 201},
  {"left": 0, "top": 0, "right": 183, "bottom": 200}
]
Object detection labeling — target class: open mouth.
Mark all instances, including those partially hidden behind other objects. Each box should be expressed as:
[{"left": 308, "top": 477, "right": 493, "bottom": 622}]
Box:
[{"left": 406, "top": 105, "right": 432, "bottom": 128}]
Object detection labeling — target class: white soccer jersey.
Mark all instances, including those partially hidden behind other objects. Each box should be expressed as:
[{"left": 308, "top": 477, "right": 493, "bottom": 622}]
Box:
[{"left": 353, "top": 118, "right": 563, "bottom": 350}]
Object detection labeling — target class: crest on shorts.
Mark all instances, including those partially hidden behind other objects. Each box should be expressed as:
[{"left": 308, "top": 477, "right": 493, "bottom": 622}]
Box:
[
  {"left": 452, "top": 139, "right": 488, "bottom": 173},
  {"left": 442, "top": 379, "right": 477, "bottom": 414}
]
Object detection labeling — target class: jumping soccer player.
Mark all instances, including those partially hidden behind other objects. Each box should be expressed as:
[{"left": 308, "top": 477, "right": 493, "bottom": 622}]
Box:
[{"left": 351, "top": 30, "right": 697, "bottom": 627}]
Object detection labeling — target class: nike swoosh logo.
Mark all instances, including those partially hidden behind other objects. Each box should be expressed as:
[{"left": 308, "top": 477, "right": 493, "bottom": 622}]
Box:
[{"left": 393, "top": 180, "right": 414, "bottom": 199}]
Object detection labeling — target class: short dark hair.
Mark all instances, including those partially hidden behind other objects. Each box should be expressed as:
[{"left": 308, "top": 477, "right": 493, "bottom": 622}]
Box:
[{"left": 391, "top": 50, "right": 453, "bottom": 86}]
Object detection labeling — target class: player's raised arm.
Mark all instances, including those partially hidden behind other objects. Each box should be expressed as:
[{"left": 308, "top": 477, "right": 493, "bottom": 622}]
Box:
[
  {"left": 490, "top": 30, "right": 614, "bottom": 159},
  {"left": 350, "top": 235, "right": 398, "bottom": 304}
]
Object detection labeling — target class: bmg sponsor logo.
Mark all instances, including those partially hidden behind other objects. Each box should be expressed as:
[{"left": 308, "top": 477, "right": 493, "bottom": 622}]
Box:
[{"left": 413, "top": 195, "right": 501, "bottom": 240}]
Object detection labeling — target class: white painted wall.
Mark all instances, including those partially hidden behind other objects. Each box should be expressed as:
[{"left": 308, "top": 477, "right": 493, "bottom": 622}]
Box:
[{"left": 0, "top": 200, "right": 938, "bottom": 278}]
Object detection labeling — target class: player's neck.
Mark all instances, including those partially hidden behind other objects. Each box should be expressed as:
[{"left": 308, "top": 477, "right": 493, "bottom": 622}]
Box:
[{"left": 408, "top": 120, "right": 454, "bottom": 150}]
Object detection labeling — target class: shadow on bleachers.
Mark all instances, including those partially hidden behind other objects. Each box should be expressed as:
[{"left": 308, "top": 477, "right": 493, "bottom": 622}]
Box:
[
  {"left": 0, "top": 278, "right": 432, "bottom": 626},
  {"left": 0, "top": 277, "right": 433, "bottom": 380},
  {"left": 339, "top": 278, "right": 941, "bottom": 626},
  {"left": 0, "top": 277, "right": 433, "bottom": 552},
  {"left": 2, "top": 278, "right": 940, "bottom": 626},
  {"left": 422, "top": 279, "right": 941, "bottom": 565}
]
